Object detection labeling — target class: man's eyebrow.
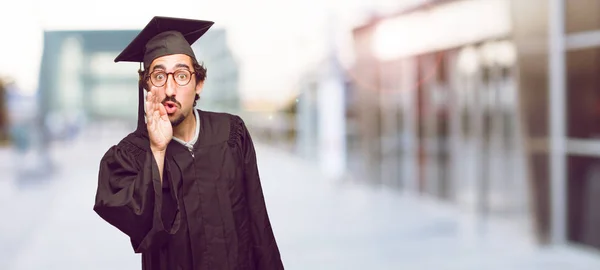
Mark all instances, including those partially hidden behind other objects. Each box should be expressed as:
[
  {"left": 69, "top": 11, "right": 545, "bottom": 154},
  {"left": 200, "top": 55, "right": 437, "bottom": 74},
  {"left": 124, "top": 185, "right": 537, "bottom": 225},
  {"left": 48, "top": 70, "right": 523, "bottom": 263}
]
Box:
[
  {"left": 175, "top": 63, "right": 191, "bottom": 69},
  {"left": 151, "top": 64, "right": 166, "bottom": 71}
]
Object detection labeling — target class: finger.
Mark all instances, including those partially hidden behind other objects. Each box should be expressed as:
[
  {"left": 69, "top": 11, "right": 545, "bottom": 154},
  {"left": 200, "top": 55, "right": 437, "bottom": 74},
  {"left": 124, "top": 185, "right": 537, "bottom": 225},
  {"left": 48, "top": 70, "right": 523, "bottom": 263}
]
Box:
[
  {"left": 158, "top": 102, "right": 167, "bottom": 116},
  {"left": 146, "top": 94, "right": 154, "bottom": 121},
  {"left": 153, "top": 90, "right": 159, "bottom": 111},
  {"left": 145, "top": 105, "right": 152, "bottom": 122},
  {"left": 147, "top": 88, "right": 153, "bottom": 103},
  {"left": 153, "top": 89, "right": 159, "bottom": 103},
  {"left": 146, "top": 110, "right": 152, "bottom": 127},
  {"left": 146, "top": 105, "right": 152, "bottom": 125},
  {"left": 160, "top": 110, "right": 170, "bottom": 122},
  {"left": 146, "top": 90, "right": 152, "bottom": 102},
  {"left": 153, "top": 110, "right": 161, "bottom": 123}
]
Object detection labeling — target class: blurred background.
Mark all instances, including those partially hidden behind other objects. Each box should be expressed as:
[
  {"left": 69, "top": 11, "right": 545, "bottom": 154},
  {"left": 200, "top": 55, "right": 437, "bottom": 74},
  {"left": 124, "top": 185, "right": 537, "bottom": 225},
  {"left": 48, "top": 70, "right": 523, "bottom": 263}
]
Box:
[{"left": 3, "top": 0, "right": 600, "bottom": 269}]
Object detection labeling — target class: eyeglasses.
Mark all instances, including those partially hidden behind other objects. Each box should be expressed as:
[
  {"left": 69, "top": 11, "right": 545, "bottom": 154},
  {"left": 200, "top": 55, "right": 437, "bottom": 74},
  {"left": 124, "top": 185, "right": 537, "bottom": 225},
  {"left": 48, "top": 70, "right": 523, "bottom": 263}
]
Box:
[{"left": 148, "top": 69, "right": 194, "bottom": 87}]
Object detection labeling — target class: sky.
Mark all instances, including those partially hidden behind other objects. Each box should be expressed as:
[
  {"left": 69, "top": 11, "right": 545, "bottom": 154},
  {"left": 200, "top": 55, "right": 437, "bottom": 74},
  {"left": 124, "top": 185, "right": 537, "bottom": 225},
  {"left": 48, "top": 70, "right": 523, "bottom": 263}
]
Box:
[{"left": 0, "top": 0, "right": 423, "bottom": 109}]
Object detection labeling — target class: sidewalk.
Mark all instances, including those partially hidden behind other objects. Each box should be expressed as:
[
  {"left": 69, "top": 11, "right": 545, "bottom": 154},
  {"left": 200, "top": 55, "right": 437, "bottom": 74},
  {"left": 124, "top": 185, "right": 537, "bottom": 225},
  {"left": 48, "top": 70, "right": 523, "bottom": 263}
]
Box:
[
  {"left": 2, "top": 125, "right": 600, "bottom": 269},
  {"left": 0, "top": 147, "right": 16, "bottom": 202},
  {"left": 0, "top": 146, "right": 73, "bottom": 270},
  {"left": 259, "top": 144, "right": 600, "bottom": 270}
]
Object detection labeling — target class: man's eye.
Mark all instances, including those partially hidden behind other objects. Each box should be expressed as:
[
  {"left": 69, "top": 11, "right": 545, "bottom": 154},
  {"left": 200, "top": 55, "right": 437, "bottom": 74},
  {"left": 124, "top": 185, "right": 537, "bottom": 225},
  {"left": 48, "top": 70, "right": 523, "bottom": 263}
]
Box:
[{"left": 154, "top": 74, "right": 165, "bottom": 80}]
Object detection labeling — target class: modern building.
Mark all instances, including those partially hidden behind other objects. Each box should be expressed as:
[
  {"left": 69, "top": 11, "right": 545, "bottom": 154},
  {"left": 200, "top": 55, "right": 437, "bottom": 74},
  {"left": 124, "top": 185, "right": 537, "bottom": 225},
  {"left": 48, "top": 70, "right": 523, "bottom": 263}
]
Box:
[
  {"left": 38, "top": 27, "right": 240, "bottom": 135},
  {"left": 39, "top": 30, "right": 140, "bottom": 131},
  {"left": 192, "top": 28, "right": 241, "bottom": 112},
  {"left": 295, "top": 53, "right": 355, "bottom": 179},
  {"left": 348, "top": 0, "right": 600, "bottom": 251}
]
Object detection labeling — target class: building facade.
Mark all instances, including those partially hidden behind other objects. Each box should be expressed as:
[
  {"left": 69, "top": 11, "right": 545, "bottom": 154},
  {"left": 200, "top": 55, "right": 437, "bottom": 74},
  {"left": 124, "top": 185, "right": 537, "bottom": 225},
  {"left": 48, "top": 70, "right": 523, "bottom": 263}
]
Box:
[
  {"left": 349, "top": 0, "right": 600, "bottom": 250},
  {"left": 192, "top": 28, "right": 241, "bottom": 112},
  {"left": 39, "top": 28, "right": 240, "bottom": 135}
]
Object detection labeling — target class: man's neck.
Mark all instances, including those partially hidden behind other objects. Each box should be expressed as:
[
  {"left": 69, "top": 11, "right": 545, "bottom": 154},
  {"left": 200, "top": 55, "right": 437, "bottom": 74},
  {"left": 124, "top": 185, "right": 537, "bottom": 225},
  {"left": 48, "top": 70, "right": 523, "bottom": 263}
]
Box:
[{"left": 172, "top": 110, "right": 196, "bottom": 143}]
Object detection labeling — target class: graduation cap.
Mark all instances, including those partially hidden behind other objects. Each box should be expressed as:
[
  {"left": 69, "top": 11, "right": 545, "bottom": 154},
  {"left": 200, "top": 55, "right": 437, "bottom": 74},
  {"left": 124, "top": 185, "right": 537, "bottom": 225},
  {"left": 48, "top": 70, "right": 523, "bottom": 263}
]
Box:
[{"left": 115, "top": 16, "right": 214, "bottom": 131}]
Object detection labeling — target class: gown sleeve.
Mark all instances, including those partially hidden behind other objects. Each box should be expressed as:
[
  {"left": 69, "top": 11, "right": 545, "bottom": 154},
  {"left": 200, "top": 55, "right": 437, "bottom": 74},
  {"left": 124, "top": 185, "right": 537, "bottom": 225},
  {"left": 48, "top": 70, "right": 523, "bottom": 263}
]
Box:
[
  {"left": 232, "top": 116, "right": 285, "bottom": 269},
  {"left": 93, "top": 139, "right": 181, "bottom": 253}
]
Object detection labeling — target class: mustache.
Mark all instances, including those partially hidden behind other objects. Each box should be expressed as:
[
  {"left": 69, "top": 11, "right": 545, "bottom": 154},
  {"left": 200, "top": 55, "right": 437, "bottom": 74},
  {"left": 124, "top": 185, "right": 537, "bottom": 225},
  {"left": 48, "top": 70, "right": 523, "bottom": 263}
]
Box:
[{"left": 161, "top": 96, "right": 181, "bottom": 107}]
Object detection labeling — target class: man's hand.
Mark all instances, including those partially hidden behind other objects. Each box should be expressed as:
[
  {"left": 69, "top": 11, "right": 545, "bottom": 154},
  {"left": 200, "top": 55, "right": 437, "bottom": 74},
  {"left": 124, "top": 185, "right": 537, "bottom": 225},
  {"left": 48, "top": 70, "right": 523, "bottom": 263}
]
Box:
[{"left": 146, "top": 89, "right": 172, "bottom": 153}]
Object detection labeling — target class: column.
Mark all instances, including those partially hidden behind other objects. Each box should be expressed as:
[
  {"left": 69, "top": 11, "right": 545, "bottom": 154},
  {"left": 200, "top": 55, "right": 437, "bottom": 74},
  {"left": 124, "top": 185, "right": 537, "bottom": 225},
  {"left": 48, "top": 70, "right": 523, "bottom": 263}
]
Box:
[{"left": 549, "top": 0, "right": 566, "bottom": 245}]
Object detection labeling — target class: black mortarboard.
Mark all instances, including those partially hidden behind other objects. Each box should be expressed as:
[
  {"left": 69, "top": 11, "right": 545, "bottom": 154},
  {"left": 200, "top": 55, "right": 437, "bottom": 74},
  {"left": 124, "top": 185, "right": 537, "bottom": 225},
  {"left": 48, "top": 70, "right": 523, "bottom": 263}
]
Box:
[
  {"left": 115, "top": 16, "right": 214, "bottom": 68},
  {"left": 114, "top": 16, "right": 214, "bottom": 131}
]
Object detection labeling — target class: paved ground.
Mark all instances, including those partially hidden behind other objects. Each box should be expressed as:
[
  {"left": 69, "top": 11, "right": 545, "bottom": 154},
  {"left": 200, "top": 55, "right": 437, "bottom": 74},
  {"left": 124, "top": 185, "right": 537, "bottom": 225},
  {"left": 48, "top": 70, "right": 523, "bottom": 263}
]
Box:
[{"left": 2, "top": 124, "right": 600, "bottom": 269}]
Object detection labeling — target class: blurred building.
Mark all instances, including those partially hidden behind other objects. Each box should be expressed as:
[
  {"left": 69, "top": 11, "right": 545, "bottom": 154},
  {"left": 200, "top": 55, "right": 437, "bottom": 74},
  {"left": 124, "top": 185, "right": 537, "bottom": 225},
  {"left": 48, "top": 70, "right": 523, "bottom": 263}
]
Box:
[
  {"left": 295, "top": 54, "right": 355, "bottom": 179},
  {"left": 0, "top": 79, "right": 8, "bottom": 144},
  {"left": 39, "top": 28, "right": 239, "bottom": 136},
  {"left": 40, "top": 30, "right": 140, "bottom": 137},
  {"left": 192, "top": 28, "right": 241, "bottom": 112},
  {"left": 346, "top": 0, "right": 600, "bottom": 252},
  {"left": 351, "top": 0, "right": 522, "bottom": 211}
]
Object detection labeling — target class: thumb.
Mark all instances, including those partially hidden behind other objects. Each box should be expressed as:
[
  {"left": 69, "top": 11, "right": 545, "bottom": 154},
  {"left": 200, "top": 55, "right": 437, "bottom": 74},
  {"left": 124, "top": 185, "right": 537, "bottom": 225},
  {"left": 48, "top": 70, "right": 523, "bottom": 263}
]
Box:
[
  {"left": 158, "top": 103, "right": 169, "bottom": 121},
  {"left": 158, "top": 102, "right": 167, "bottom": 116}
]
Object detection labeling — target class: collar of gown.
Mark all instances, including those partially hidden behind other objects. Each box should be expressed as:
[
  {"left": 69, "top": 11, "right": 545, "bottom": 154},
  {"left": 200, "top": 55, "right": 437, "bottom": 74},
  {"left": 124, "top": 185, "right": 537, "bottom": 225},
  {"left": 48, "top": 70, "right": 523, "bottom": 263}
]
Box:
[{"left": 171, "top": 109, "right": 200, "bottom": 151}]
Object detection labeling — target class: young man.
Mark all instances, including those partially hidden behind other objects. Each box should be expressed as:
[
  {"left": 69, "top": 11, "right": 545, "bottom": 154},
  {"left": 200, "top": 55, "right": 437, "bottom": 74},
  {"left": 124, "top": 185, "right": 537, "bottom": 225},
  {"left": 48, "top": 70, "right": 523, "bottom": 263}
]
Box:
[{"left": 93, "top": 16, "right": 284, "bottom": 270}]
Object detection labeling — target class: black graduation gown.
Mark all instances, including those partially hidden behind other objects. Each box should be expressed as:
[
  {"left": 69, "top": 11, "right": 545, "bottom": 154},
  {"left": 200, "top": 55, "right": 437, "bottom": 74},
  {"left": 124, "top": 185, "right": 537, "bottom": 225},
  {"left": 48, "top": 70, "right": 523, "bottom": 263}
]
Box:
[{"left": 93, "top": 110, "right": 284, "bottom": 270}]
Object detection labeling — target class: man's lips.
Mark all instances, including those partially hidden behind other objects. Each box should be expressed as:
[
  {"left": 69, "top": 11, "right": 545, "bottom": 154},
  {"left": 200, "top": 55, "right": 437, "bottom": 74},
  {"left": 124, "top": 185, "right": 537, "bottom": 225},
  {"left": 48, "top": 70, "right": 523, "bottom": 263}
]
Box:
[
  {"left": 163, "top": 101, "right": 179, "bottom": 114},
  {"left": 163, "top": 101, "right": 178, "bottom": 108}
]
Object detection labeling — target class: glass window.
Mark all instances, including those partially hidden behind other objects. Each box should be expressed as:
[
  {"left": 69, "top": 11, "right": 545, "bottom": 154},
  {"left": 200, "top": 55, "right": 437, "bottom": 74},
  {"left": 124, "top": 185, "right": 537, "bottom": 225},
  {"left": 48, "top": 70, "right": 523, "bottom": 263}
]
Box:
[
  {"left": 566, "top": 0, "right": 600, "bottom": 34},
  {"left": 90, "top": 83, "right": 137, "bottom": 119},
  {"left": 567, "top": 155, "right": 600, "bottom": 250},
  {"left": 566, "top": 47, "right": 600, "bottom": 139}
]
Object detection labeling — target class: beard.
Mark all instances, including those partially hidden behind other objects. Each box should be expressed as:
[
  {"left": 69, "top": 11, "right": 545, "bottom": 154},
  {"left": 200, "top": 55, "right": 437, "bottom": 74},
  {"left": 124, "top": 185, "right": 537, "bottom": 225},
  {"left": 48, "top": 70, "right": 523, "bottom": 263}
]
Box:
[{"left": 170, "top": 114, "right": 186, "bottom": 127}]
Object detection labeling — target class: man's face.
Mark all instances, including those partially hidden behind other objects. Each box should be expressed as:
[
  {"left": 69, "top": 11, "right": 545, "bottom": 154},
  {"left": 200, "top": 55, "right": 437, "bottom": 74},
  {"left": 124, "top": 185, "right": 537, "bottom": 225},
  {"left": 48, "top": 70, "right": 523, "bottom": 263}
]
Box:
[{"left": 146, "top": 54, "right": 203, "bottom": 127}]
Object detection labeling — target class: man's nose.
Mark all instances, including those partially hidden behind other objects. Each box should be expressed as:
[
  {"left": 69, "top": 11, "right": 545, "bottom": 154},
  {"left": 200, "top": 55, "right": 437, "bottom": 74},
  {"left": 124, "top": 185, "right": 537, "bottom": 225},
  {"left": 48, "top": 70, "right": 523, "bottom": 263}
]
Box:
[{"left": 165, "top": 74, "right": 177, "bottom": 97}]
